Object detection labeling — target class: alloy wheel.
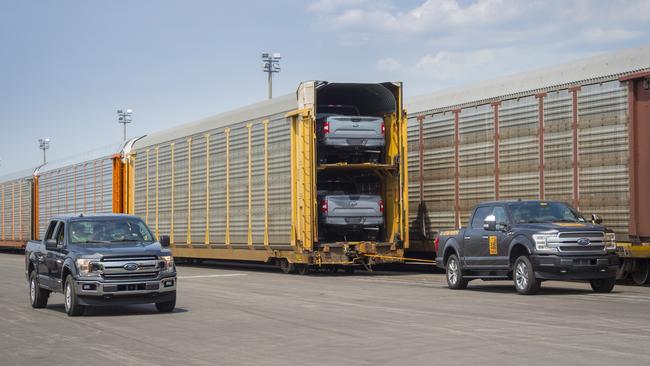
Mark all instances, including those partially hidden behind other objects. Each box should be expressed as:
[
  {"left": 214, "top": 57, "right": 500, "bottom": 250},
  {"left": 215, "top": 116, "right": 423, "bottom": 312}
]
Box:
[{"left": 515, "top": 261, "right": 528, "bottom": 289}]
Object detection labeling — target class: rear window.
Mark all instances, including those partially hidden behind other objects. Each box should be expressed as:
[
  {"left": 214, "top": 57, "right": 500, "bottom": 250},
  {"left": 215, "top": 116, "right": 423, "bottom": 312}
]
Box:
[{"left": 317, "top": 105, "right": 360, "bottom": 116}]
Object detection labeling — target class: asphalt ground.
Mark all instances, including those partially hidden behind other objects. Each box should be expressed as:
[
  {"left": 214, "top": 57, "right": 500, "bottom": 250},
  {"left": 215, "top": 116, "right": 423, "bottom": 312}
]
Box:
[{"left": 1, "top": 252, "right": 649, "bottom": 366}]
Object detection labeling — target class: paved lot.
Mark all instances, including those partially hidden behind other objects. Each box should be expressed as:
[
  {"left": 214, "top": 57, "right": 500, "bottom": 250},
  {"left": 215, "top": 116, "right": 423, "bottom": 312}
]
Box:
[{"left": 1, "top": 253, "right": 649, "bottom": 366}]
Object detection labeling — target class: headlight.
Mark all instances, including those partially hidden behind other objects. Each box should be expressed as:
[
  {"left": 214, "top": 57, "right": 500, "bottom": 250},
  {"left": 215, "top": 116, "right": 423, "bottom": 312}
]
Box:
[
  {"left": 160, "top": 256, "right": 175, "bottom": 273},
  {"left": 603, "top": 232, "right": 616, "bottom": 251},
  {"left": 532, "top": 231, "right": 558, "bottom": 253},
  {"left": 76, "top": 258, "right": 100, "bottom": 277}
]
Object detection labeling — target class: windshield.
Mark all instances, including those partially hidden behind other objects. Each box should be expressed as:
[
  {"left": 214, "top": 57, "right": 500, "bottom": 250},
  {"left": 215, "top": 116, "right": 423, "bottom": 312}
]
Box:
[
  {"left": 69, "top": 219, "right": 155, "bottom": 244},
  {"left": 510, "top": 202, "right": 585, "bottom": 224}
]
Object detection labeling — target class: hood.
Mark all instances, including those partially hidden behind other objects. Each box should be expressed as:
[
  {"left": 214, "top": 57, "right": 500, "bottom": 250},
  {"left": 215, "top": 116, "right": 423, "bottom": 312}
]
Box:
[
  {"left": 514, "top": 222, "right": 607, "bottom": 232},
  {"left": 70, "top": 241, "right": 167, "bottom": 258}
]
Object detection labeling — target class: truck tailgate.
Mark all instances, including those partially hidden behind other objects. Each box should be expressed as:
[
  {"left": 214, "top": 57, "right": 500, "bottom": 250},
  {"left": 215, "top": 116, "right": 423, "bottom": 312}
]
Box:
[
  {"left": 326, "top": 116, "right": 384, "bottom": 143},
  {"left": 326, "top": 195, "right": 383, "bottom": 218}
]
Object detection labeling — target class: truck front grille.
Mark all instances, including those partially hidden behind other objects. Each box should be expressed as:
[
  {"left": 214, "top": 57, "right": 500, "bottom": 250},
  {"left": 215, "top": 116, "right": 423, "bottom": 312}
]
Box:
[{"left": 101, "top": 255, "right": 161, "bottom": 281}]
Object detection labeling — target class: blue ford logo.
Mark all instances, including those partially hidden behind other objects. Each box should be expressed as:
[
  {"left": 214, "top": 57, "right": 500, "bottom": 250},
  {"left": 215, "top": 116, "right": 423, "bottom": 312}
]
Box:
[
  {"left": 123, "top": 263, "right": 139, "bottom": 271},
  {"left": 577, "top": 238, "right": 590, "bottom": 246}
]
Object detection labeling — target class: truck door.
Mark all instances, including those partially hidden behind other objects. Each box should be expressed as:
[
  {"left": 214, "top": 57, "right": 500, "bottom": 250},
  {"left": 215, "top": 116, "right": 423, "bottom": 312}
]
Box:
[
  {"left": 38, "top": 221, "right": 59, "bottom": 289},
  {"left": 44, "top": 222, "right": 66, "bottom": 291},
  {"left": 479, "top": 206, "right": 512, "bottom": 268},
  {"left": 463, "top": 206, "right": 493, "bottom": 268}
]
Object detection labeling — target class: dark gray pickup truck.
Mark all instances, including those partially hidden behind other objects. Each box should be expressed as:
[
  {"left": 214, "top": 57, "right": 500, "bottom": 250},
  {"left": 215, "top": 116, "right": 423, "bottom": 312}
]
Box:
[
  {"left": 435, "top": 201, "right": 618, "bottom": 294},
  {"left": 25, "top": 214, "right": 177, "bottom": 316}
]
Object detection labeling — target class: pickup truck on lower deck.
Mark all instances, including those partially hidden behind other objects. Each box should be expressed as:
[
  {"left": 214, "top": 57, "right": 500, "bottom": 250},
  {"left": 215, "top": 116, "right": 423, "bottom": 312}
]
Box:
[
  {"left": 25, "top": 214, "right": 177, "bottom": 316},
  {"left": 435, "top": 200, "right": 618, "bottom": 294}
]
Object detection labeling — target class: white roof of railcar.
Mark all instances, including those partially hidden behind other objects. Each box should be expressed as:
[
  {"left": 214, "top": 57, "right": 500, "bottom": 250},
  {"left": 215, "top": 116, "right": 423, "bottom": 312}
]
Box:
[
  {"left": 0, "top": 167, "right": 38, "bottom": 183},
  {"left": 36, "top": 141, "right": 125, "bottom": 175},
  {"left": 134, "top": 94, "right": 297, "bottom": 149},
  {"left": 406, "top": 44, "right": 650, "bottom": 114}
]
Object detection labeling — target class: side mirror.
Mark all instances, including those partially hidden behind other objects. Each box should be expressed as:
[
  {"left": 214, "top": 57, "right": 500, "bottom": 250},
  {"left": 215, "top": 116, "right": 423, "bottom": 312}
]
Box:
[
  {"left": 591, "top": 214, "right": 603, "bottom": 224},
  {"left": 483, "top": 215, "right": 497, "bottom": 231},
  {"left": 160, "top": 235, "right": 170, "bottom": 248},
  {"left": 45, "top": 239, "right": 58, "bottom": 250}
]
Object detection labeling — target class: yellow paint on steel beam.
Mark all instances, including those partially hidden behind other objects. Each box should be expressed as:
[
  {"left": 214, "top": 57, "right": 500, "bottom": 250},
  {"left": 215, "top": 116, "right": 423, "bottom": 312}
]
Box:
[
  {"left": 1, "top": 184, "right": 4, "bottom": 241},
  {"left": 145, "top": 149, "right": 150, "bottom": 224},
  {"left": 187, "top": 137, "right": 192, "bottom": 246},
  {"left": 73, "top": 165, "right": 77, "bottom": 213},
  {"left": 224, "top": 129, "right": 231, "bottom": 246},
  {"left": 11, "top": 183, "right": 15, "bottom": 241},
  {"left": 204, "top": 133, "right": 210, "bottom": 245},
  {"left": 92, "top": 161, "right": 97, "bottom": 213},
  {"left": 247, "top": 123, "right": 253, "bottom": 247},
  {"left": 289, "top": 111, "right": 316, "bottom": 250},
  {"left": 155, "top": 146, "right": 160, "bottom": 237},
  {"left": 290, "top": 116, "right": 297, "bottom": 247},
  {"left": 170, "top": 142, "right": 175, "bottom": 245},
  {"left": 263, "top": 119, "right": 269, "bottom": 247},
  {"left": 19, "top": 181, "right": 22, "bottom": 241}
]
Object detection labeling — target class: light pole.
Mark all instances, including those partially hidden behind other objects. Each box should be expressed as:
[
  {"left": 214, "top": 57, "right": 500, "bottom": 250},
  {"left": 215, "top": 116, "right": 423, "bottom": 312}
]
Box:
[
  {"left": 117, "top": 109, "right": 133, "bottom": 141},
  {"left": 38, "top": 138, "right": 50, "bottom": 164},
  {"left": 261, "top": 52, "right": 281, "bottom": 99}
]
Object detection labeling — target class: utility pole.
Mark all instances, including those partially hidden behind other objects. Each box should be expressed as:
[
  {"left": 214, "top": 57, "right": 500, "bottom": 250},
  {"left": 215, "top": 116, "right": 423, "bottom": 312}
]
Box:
[
  {"left": 117, "top": 109, "right": 133, "bottom": 141},
  {"left": 38, "top": 138, "right": 50, "bottom": 164},
  {"left": 261, "top": 52, "right": 281, "bottom": 99}
]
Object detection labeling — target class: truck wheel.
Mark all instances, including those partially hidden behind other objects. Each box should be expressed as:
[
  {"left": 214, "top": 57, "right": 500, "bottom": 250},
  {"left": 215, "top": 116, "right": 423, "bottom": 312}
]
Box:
[
  {"left": 29, "top": 271, "right": 49, "bottom": 308},
  {"left": 590, "top": 277, "right": 616, "bottom": 293},
  {"left": 156, "top": 294, "right": 176, "bottom": 313},
  {"left": 63, "top": 275, "right": 85, "bottom": 316},
  {"left": 513, "top": 256, "right": 540, "bottom": 295},
  {"left": 446, "top": 254, "right": 468, "bottom": 289}
]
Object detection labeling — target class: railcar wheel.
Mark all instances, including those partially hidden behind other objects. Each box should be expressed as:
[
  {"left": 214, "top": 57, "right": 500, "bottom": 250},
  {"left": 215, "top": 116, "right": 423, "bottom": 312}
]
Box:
[
  {"left": 279, "top": 258, "right": 295, "bottom": 274},
  {"left": 632, "top": 259, "right": 649, "bottom": 285}
]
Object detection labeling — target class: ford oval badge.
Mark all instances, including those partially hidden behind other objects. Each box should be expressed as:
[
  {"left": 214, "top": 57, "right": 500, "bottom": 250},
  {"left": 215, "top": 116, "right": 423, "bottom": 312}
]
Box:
[
  {"left": 124, "top": 263, "right": 139, "bottom": 271},
  {"left": 577, "top": 238, "right": 590, "bottom": 246}
]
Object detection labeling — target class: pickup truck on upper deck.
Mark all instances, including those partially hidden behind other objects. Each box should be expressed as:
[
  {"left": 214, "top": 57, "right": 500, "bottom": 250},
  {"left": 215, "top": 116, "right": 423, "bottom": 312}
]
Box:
[
  {"left": 25, "top": 214, "right": 176, "bottom": 316},
  {"left": 435, "top": 200, "right": 618, "bottom": 294}
]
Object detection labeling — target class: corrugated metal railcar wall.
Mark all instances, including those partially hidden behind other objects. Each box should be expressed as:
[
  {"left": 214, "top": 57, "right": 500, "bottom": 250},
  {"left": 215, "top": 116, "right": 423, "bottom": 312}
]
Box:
[
  {"left": 133, "top": 112, "right": 292, "bottom": 249},
  {"left": 577, "top": 81, "right": 629, "bottom": 240},
  {"left": 38, "top": 157, "right": 114, "bottom": 237},
  {"left": 0, "top": 178, "right": 32, "bottom": 243},
  {"left": 408, "top": 80, "right": 630, "bottom": 240}
]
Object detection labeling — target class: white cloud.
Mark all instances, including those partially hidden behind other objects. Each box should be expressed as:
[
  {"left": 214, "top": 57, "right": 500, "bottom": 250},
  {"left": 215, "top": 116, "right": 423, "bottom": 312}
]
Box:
[{"left": 377, "top": 57, "right": 402, "bottom": 72}]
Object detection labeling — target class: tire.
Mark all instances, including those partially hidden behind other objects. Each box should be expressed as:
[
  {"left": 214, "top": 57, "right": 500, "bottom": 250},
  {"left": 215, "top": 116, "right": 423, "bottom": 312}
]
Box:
[
  {"left": 29, "top": 271, "right": 49, "bottom": 308},
  {"left": 590, "top": 277, "right": 616, "bottom": 293},
  {"left": 446, "top": 254, "right": 468, "bottom": 289},
  {"left": 156, "top": 294, "right": 176, "bottom": 313},
  {"left": 513, "top": 256, "right": 540, "bottom": 295},
  {"left": 63, "top": 275, "right": 85, "bottom": 316}
]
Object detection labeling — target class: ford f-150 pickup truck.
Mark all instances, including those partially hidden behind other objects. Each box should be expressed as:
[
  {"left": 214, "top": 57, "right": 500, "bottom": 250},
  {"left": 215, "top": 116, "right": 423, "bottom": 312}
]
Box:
[
  {"left": 25, "top": 214, "right": 177, "bottom": 316},
  {"left": 435, "top": 201, "right": 618, "bottom": 295},
  {"left": 316, "top": 104, "right": 385, "bottom": 164}
]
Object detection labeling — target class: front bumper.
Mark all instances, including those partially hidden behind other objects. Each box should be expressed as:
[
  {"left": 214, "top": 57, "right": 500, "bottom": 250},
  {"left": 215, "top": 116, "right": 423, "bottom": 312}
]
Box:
[
  {"left": 531, "top": 254, "right": 618, "bottom": 280},
  {"left": 74, "top": 275, "right": 177, "bottom": 305}
]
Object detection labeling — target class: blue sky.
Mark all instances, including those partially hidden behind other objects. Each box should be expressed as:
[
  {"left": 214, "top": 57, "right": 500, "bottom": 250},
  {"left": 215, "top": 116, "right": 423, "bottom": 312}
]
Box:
[{"left": 1, "top": 0, "right": 649, "bottom": 175}]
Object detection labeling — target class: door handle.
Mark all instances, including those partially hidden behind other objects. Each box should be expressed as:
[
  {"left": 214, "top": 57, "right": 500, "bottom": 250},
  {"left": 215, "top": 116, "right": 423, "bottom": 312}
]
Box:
[
  {"left": 482, "top": 236, "right": 489, "bottom": 239},
  {"left": 464, "top": 236, "right": 471, "bottom": 240}
]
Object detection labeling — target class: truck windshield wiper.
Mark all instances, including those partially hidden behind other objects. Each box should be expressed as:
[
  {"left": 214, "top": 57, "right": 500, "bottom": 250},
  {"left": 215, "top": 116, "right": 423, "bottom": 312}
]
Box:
[
  {"left": 76, "top": 240, "right": 112, "bottom": 244},
  {"left": 109, "top": 239, "right": 142, "bottom": 243}
]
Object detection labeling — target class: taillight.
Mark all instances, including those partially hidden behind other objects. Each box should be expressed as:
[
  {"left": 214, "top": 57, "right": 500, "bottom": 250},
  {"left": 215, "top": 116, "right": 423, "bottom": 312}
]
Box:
[
  {"left": 381, "top": 122, "right": 385, "bottom": 135},
  {"left": 434, "top": 236, "right": 440, "bottom": 253},
  {"left": 320, "top": 200, "right": 328, "bottom": 213},
  {"left": 323, "top": 121, "right": 330, "bottom": 134},
  {"left": 379, "top": 200, "right": 384, "bottom": 213}
]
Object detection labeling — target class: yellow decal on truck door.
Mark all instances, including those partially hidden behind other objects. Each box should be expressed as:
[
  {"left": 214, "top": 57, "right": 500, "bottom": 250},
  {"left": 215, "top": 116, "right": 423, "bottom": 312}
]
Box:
[{"left": 489, "top": 236, "right": 497, "bottom": 255}]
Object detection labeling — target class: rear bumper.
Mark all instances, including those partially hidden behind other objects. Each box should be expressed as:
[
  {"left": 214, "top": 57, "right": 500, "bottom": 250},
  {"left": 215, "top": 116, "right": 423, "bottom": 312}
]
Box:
[
  {"left": 323, "top": 217, "right": 383, "bottom": 227},
  {"left": 321, "top": 138, "right": 385, "bottom": 148},
  {"left": 74, "top": 275, "right": 177, "bottom": 305},
  {"left": 531, "top": 254, "right": 618, "bottom": 280}
]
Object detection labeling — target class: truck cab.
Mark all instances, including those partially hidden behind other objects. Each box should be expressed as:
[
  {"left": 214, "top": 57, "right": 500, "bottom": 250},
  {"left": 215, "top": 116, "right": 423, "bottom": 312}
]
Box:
[
  {"left": 25, "top": 214, "right": 177, "bottom": 316},
  {"left": 435, "top": 201, "right": 618, "bottom": 294}
]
